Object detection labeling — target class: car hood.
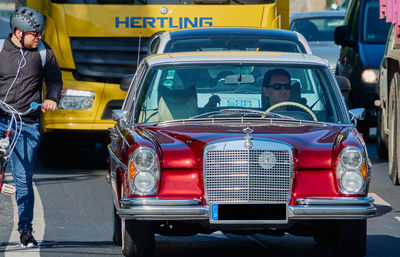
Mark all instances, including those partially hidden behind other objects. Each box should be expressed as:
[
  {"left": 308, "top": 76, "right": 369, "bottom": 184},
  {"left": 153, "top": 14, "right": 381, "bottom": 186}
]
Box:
[
  {"left": 308, "top": 42, "right": 340, "bottom": 68},
  {"left": 139, "top": 122, "right": 344, "bottom": 170},
  {"left": 359, "top": 43, "right": 385, "bottom": 68}
]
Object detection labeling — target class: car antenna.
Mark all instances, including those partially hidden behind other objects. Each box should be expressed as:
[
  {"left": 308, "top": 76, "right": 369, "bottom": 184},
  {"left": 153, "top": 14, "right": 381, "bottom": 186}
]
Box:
[{"left": 137, "top": 32, "right": 142, "bottom": 68}]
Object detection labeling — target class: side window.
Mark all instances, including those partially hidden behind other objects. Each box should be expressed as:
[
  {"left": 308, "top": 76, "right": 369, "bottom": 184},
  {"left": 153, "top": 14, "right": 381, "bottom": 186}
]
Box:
[
  {"left": 348, "top": 0, "right": 361, "bottom": 41},
  {"left": 123, "top": 63, "right": 147, "bottom": 122},
  {"left": 150, "top": 36, "right": 161, "bottom": 54}
]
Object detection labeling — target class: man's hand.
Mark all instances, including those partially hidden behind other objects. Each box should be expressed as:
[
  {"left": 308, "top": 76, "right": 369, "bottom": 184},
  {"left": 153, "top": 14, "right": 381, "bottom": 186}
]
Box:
[{"left": 41, "top": 99, "right": 57, "bottom": 113}]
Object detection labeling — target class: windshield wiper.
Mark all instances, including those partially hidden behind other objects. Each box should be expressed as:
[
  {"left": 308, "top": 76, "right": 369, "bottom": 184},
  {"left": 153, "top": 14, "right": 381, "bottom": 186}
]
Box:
[{"left": 189, "top": 108, "right": 294, "bottom": 120}]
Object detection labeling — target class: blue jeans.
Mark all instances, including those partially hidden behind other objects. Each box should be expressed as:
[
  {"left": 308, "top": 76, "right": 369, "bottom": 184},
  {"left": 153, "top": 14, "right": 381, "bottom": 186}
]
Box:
[{"left": 0, "top": 116, "right": 40, "bottom": 232}]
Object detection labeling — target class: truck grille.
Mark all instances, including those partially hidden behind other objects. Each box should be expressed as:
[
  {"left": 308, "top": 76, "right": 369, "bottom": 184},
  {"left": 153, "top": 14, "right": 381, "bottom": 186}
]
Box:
[
  {"left": 203, "top": 140, "right": 292, "bottom": 204},
  {"left": 70, "top": 37, "right": 149, "bottom": 82}
]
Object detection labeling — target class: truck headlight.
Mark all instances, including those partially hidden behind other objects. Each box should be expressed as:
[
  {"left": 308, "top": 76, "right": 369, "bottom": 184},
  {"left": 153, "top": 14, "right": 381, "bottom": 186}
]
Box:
[
  {"left": 128, "top": 147, "right": 160, "bottom": 195},
  {"left": 335, "top": 147, "right": 367, "bottom": 194},
  {"left": 361, "top": 69, "right": 378, "bottom": 84},
  {"left": 58, "top": 89, "right": 95, "bottom": 110}
]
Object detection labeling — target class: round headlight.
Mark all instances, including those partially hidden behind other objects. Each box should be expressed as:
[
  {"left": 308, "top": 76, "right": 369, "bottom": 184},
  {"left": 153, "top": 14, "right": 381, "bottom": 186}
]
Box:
[
  {"left": 341, "top": 172, "right": 363, "bottom": 193},
  {"left": 134, "top": 172, "right": 156, "bottom": 193},
  {"left": 361, "top": 69, "right": 378, "bottom": 84},
  {"left": 340, "top": 148, "right": 363, "bottom": 170},
  {"left": 134, "top": 148, "right": 156, "bottom": 170},
  {"left": 258, "top": 151, "right": 276, "bottom": 170}
]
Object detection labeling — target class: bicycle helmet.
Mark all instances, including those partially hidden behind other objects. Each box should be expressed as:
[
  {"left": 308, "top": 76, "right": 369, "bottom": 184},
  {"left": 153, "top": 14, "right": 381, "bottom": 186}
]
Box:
[{"left": 10, "top": 7, "right": 45, "bottom": 33}]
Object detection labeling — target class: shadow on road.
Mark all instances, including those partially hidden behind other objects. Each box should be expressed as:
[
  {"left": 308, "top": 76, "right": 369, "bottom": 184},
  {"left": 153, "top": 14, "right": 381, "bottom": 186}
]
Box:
[{"left": 38, "top": 146, "right": 108, "bottom": 170}]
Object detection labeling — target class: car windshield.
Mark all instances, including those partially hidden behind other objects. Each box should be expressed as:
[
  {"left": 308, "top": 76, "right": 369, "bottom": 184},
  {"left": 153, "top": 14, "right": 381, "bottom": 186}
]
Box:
[
  {"left": 290, "top": 16, "right": 344, "bottom": 42},
  {"left": 164, "top": 36, "right": 307, "bottom": 53},
  {"left": 362, "top": 0, "right": 391, "bottom": 43},
  {"left": 135, "top": 63, "right": 346, "bottom": 124}
]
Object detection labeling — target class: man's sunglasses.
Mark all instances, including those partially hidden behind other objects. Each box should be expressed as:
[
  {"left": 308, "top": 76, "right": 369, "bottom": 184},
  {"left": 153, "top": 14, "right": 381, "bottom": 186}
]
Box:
[
  {"left": 266, "top": 83, "right": 291, "bottom": 90},
  {"left": 25, "top": 31, "right": 43, "bottom": 38}
]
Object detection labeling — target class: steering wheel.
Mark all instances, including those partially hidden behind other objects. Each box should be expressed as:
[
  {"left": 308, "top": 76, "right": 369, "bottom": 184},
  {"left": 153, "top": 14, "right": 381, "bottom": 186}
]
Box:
[{"left": 265, "top": 101, "right": 318, "bottom": 121}]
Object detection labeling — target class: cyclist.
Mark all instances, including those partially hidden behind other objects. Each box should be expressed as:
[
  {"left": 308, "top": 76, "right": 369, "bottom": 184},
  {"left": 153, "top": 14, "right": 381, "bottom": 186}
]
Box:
[{"left": 0, "top": 7, "right": 62, "bottom": 248}]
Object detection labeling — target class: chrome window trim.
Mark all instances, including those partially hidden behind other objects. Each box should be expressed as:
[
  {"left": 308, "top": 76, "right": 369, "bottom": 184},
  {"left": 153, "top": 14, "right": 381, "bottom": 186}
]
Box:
[{"left": 107, "top": 144, "right": 127, "bottom": 170}]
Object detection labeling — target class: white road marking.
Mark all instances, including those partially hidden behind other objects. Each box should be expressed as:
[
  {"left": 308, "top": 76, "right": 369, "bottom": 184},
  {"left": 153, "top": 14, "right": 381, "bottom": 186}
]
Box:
[
  {"left": 5, "top": 174, "right": 45, "bottom": 257},
  {"left": 395, "top": 217, "right": 400, "bottom": 223},
  {"left": 368, "top": 192, "right": 391, "bottom": 206}
]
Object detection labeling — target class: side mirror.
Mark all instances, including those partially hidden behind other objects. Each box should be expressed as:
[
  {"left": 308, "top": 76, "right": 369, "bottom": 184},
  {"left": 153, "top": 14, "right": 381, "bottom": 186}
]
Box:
[
  {"left": 120, "top": 74, "right": 134, "bottom": 91},
  {"left": 349, "top": 108, "right": 365, "bottom": 127},
  {"left": 334, "top": 25, "right": 354, "bottom": 48},
  {"left": 336, "top": 75, "right": 351, "bottom": 91},
  {"left": 336, "top": 75, "right": 351, "bottom": 106},
  {"left": 112, "top": 109, "right": 128, "bottom": 123}
]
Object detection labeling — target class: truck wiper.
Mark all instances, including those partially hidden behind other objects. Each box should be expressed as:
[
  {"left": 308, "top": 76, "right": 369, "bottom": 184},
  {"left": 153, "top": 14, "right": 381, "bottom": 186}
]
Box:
[
  {"left": 194, "top": 0, "right": 230, "bottom": 4},
  {"left": 98, "top": 0, "right": 135, "bottom": 4}
]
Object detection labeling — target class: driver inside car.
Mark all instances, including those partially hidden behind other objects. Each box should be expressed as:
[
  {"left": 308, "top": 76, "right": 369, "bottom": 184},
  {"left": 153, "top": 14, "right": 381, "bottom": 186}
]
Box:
[{"left": 262, "top": 68, "right": 293, "bottom": 109}]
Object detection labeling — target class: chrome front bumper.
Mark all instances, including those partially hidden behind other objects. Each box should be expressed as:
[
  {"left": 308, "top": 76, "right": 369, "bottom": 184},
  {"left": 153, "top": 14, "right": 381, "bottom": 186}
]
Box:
[{"left": 117, "top": 197, "right": 376, "bottom": 220}]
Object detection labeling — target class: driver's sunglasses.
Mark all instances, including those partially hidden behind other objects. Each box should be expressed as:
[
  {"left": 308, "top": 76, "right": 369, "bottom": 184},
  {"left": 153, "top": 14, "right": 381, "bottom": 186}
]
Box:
[{"left": 266, "top": 83, "right": 291, "bottom": 90}]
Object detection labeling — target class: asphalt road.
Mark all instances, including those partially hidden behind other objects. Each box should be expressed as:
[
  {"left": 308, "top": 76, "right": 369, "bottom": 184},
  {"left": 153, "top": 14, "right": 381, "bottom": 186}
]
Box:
[{"left": 0, "top": 133, "right": 399, "bottom": 257}]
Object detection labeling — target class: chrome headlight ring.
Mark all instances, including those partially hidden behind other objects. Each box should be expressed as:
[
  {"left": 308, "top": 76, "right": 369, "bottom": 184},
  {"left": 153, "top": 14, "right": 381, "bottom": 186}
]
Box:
[
  {"left": 335, "top": 146, "right": 367, "bottom": 194},
  {"left": 128, "top": 147, "right": 160, "bottom": 195}
]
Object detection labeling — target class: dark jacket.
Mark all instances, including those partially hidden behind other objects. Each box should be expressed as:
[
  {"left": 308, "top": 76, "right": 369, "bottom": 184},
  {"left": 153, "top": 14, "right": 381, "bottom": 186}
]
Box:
[{"left": 0, "top": 34, "right": 62, "bottom": 123}]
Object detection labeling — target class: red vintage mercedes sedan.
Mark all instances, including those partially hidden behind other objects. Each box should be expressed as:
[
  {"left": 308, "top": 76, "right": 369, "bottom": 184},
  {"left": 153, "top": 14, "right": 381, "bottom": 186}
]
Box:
[{"left": 108, "top": 51, "right": 376, "bottom": 257}]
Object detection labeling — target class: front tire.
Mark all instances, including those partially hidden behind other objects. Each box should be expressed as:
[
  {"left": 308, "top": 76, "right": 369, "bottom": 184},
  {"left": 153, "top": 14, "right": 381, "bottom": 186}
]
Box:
[
  {"left": 113, "top": 205, "right": 122, "bottom": 246},
  {"left": 334, "top": 219, "right": 367, "bottom": 257},
  {"left": 313, "top": 222, "right": 335, "bottom": 245},
  {"left": 122, "top": 220, "right": 155, "bottom": 257},
  {"left": 388, "top": 73, "right": 400, "bottom": 185}
]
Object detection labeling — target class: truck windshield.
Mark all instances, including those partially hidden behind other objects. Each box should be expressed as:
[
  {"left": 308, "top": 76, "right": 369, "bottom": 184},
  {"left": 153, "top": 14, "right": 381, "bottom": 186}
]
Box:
[
  {"left": 50, "top": 0, "right": 274, "bottom": 4},
  {"left": 362, "top": 0, "right": 391, "bottom": 43}
]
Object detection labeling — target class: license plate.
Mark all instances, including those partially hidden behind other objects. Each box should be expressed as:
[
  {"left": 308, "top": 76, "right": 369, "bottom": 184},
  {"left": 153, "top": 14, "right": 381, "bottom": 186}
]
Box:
[{"left": 210, "top": 203, "right": 287, "bottom": 223}]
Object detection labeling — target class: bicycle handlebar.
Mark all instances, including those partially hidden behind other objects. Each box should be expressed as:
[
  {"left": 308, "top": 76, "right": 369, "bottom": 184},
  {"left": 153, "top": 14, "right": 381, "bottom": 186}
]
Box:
[
  {"left": 30, "top": 102, "right": 42, "bottom": 111},
  {"left": 0, "top": 101, "right": 42, "bottom": 116}
]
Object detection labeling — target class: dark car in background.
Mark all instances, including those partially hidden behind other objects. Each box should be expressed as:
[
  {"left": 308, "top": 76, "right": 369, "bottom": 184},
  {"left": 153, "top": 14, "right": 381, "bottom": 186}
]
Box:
[
  {"left": 334, "top": 0, "right": 391, "bottom": 140},
  {"left": 290, "top": 11, "right": 345, "bottom": 73},
  {"left": 147, "top": 27, "right": 312, "bottom": 55}
]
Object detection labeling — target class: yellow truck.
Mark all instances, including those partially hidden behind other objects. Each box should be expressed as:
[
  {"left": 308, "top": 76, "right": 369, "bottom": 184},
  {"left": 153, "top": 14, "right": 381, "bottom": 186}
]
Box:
[{"left": 17, "top": 0, "right": 289, "bottom": 153}]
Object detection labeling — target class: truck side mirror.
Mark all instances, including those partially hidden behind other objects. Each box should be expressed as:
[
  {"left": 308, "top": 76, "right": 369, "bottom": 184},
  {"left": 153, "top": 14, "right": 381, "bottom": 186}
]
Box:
[
  {"left": 336, "top": 75, "right": 351, "bottom": 106},
  {"left": 334, "top": 25, "right": 354, "bottom": 48},
  {"left": 120, "top": 74, "right": 134, "bottom": 91},
  {"left": 382, "top": 57, "right": 388, "bottom": 69}
]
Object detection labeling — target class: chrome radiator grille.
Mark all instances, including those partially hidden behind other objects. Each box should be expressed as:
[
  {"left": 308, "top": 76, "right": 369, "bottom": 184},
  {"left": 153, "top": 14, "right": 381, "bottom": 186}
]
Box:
[{"left": 204, "top": 141, "right": 292, "bottom": 204}]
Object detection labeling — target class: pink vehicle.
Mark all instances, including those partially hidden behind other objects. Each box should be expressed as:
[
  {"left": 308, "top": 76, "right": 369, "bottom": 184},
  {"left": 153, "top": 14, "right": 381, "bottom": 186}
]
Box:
[{"left": 108, "top": 51, "right": 375, "bottom": 257}]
